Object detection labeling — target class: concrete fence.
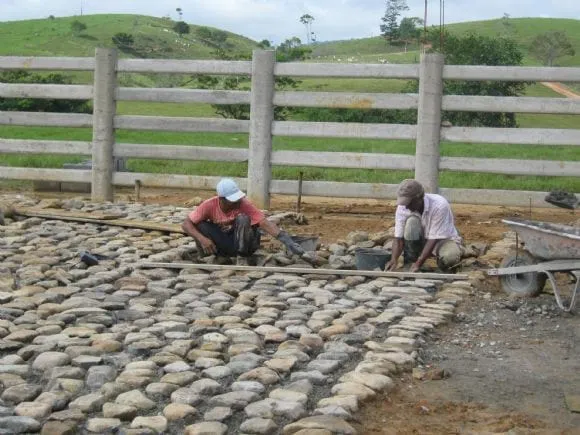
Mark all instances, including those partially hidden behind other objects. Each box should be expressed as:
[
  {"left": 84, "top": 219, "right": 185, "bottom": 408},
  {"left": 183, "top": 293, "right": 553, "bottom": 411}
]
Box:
[{"left": 0, "top": 48, "right": 579, "bottom": 208}]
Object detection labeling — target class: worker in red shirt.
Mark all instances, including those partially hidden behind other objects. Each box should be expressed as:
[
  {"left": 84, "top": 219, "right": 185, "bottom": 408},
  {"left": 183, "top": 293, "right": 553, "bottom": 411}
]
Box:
[{"left": 182, "top": 179, "right": 305, "bottom": 264}]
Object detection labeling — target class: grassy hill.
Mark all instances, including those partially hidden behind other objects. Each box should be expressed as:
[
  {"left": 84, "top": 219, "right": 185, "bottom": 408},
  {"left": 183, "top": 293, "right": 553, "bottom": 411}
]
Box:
[
  {"left": 0, "top": 14, "right": 258, "bottom": 59},
  {"left": 311, "top": 18, "right": 580, "bottom": 67}
]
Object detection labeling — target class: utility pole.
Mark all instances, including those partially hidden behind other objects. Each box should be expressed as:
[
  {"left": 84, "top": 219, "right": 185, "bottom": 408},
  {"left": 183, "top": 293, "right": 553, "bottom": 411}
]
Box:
[{"left": 80, "top": 0, "right": 83, "bottom": 16}]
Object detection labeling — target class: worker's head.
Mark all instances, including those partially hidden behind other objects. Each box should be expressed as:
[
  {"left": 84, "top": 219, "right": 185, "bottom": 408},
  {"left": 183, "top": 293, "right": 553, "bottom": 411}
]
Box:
[
  {"left": 217, "top": 178, "right": 245, "bottom": 212},
  {"left": 396, "top": 179, "right": 425, "bottom": 213}
]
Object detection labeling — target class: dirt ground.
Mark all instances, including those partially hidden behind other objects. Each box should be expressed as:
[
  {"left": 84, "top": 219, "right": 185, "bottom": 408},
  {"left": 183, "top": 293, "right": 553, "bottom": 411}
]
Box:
[{"left": 4, "top": 185, "right": 580, "bottom": 433}]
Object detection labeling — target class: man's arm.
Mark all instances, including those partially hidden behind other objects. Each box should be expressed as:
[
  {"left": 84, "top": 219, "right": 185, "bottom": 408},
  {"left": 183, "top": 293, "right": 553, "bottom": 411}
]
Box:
[
  {"left": 385, "top": 238, "right": 404, "bottom": 271},
  {"left": 258, "top": 218, "right": 305, "bottom": 256},
  {"left": 182, "top": 218, "right": 216, "bottom": 254}
]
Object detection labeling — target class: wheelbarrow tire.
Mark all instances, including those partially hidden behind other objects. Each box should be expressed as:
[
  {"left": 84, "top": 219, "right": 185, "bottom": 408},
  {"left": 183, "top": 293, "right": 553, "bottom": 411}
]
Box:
[{"left": 499, "top": 251, "right": 547, "bottom": 297}]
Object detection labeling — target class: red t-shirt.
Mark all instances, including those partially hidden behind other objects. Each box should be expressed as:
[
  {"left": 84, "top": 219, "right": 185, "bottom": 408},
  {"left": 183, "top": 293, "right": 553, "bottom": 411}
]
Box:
[{"left": 188, "top": 196, "right": 265, "bottom": 231}]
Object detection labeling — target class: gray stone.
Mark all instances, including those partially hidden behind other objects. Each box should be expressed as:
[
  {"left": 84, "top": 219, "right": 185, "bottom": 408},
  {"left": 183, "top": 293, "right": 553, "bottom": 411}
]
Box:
[
  {"left": 307, "top": 359, "right": 341, "bottom": 374},
  {"left": 0, "top": 416, "right": 41, "bottom": 434},
  {"left": 184, "top": 422, "right": 228, "bottom": 435},
  {"left": 203, "top": 406, "right": 232, "bottom": 422},
  {"left": 86, "top": 365, "right": 117, "bottom": 390},
  {"left": 163, "top": 361, "right": 191, "bottom": 373},
  {"left": 269, "top": 388, "right": 308, "bottom": 405},
  {"left": 14, "top": 401, "right": 51, "bottom": 420},
  {"left": 131, "top": 416, "right": 168, "bottom": 434},
  {"left": 160, "top": 371, "right": 198, "bottom": 386},
  {"left": 86, "top": 417, "right": 122, "bottom": 433},
  {"left": 240, "top": 417, "right": 278, "bottom": 434},
  {"left": 231, "top": 381, "right": 265, "bottom": 394},
  {"left": 209, "top": 391, "right": 260, "bottom": 410},
  {"left": 115, "top": 390, "right": 156, "bottom": 410},
  {"left": 145, "top": 382, "right": 180, "bottom": 397},
  {"left": 2, "top": 384, "right": 42, "bottom": 404},
  {"left": 69, "top": 393, "right": 105, "bottom": 413},
  {"left": 31, "top": 352, "right": 70, "bottom": 372},
  {"left": 163, "top": 403, "right": 197, "bottom": 421},
  {"left": 102, "top": 402, "right": 138, "bottom": 420},
  {"left": 34, "top": 391, "right": 71, "bottom": 412},
  {"left": 189, "top": 379, "right": 222, "bottom": 395},
  {"left": 282, "top": 415, "right": 356, "bottom": 435},
  {"left": 290, "top": 370, "right": 327, "bottom": 385},
  {"left": 170, "top": 388, "right": 202, "bottom": 406},
  {"left": 202, "top": 365, "right": 232, "bottom": 379}
]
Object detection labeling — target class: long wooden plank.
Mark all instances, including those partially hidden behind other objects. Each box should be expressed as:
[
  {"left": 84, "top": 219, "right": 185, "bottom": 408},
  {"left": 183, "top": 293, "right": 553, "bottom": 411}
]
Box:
[
  {"left": 0, "top": 56, "right": 95, "bottom": 71},
  {"left": 274, "top": 91, "right": 418, "bottom": 109},
  {"left": 117, "top": 88, "right": 250, "bottom": 104},
  {"left": 441, "top": 126, "right": 580, "bottom": 146},
  {"left": 444, "top": 65, "right": 580, "bottom": 82},
  {"left": 443, "top": 95, "right": 580, "bottom": 114},
  {"left": 13, "top": 207, "right": 185, "bottom": 233},
  {"left": 15, "top": 208, "right": 126, "bottom": 221},
  {"left": 0, "top": 167, "right": 92, "bottom": 182},
  {"left": 139, "top": 261, "right": 468, "bottom": 280},
  {"left": 0, "top": 139, "right": 91, "bottom": 155},
  {"left": 114, "top": 143, "right": 248, "bottom": 161},
  {"left": 117, "top": 59, "right": 252, "bottom": 75},
  {"left": 114, "top": 115, "right": 250, "bottom": 133},
  {"left": 271, "top": 151, "right": 415, "bottom": 170},
  {"left": 275, "top": 62, "right": 420, "bottom": 79},
  {"left": 0, "top": 84, "right": 93, "bottom": 100},
  {"left": 272, "top": 121, "right": 417, "bottom": 140},
  {"left": 440, "top": 156, "right": 580, "bottom": 177},
  {"left": 0, "top": 111, "right": 93, "bottom": 128}
]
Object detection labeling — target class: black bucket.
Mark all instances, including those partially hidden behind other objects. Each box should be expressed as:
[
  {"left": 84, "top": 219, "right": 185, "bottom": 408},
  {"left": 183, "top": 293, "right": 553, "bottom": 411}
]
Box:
[{"left": 355, "top": 248, "right": 391, "bottom": 271}]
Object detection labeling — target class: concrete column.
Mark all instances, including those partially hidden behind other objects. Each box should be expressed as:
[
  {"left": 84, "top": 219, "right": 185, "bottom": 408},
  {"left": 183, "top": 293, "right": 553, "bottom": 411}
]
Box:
[
  {"left": 415, "top": 53, "right": 444, "bottom": 193},
  {"left": 247, "top": 50, "right": 276, "bottom": 209},
  {"left": 91, "top": 48, "right": 117, "bottom": 202}
]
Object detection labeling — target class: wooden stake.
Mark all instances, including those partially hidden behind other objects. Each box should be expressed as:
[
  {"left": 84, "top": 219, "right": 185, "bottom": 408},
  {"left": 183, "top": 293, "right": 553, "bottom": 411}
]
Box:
[
  {"left": 135, "top": 179, "right": 142, "bottom": 202},
  {"left": 296, "top": 171, "right": 304, "bottom": 214},
  {"left": 139, "top": 261, "right": 469, "bottom": 281}
]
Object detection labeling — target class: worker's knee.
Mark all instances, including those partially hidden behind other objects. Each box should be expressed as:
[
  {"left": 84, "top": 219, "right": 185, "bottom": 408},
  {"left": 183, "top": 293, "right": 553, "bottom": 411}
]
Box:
[
  {"left": 437, "top": 240, "right": 462, "bottom": 271},
  {"left": 403, "top": 214, "right": 423, "bottom": 241}
]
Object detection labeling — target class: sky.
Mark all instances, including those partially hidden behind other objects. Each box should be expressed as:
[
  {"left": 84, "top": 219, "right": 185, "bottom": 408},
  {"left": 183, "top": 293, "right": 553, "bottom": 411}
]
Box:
[{"left": 1, "top": 0, "right": 579, "bottom": 43}]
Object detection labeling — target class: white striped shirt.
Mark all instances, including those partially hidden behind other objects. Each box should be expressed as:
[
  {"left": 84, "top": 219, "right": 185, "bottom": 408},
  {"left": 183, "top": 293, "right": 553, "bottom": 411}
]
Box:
[{"left": 394, "top": 193, "right": 462, "bottom": 245}]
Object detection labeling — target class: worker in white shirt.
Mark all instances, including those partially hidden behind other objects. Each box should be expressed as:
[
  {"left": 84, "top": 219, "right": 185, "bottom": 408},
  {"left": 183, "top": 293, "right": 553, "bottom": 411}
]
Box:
[{"left": 385, "top": 179, "right": 464, "bottom": 273}]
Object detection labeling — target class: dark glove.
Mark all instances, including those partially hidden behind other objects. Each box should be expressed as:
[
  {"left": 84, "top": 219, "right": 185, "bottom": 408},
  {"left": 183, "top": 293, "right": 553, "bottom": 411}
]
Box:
[{"left": 277, "top": 231, "right": 305, "bottom": 256}]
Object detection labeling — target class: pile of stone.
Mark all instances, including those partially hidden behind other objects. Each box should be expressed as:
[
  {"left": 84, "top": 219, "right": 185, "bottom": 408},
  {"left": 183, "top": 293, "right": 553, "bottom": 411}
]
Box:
[{"left": 0, "top": 195, "right": 473, "bottom": 434}]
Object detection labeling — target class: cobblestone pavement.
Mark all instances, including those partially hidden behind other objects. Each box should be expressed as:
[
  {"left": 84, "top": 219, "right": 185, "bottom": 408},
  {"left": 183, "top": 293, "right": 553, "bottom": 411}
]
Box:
[{"left": 0, "top": 197, "right": 472, "bottom": 434}]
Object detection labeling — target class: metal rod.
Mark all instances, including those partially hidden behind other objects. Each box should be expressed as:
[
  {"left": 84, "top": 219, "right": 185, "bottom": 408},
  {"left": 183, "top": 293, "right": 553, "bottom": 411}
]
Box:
[
  {"left": 296, "top": 171, "right": 304, "bottom": 213},
  {"left": 138, "top": 261, "right": 469, "bottom": 280}
]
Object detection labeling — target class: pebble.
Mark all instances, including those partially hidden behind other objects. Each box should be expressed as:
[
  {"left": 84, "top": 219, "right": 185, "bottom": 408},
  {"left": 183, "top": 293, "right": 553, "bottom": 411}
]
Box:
[{"left": 0, "top": 195, "right": 470, "bottom": 434}]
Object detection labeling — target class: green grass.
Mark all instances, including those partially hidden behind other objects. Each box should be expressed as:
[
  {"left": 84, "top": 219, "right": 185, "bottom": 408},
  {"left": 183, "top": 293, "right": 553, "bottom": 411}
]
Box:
[{"left": 0, "top": 14, "right": 257, "bottom": 59}]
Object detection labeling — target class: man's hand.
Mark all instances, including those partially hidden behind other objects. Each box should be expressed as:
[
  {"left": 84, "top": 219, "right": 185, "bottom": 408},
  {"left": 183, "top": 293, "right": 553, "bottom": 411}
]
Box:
[
  {"left": 410, "top": 262, "right": 421, "bottom": 273},
  {"left": 385, "top": 259, "right": 398, "bottom": 271},
  {"left": 277, "top": 231, "right": 305, "bottom": 256},
  {"left": 199, "top": 236, "right": 217, "bottom": 255}
]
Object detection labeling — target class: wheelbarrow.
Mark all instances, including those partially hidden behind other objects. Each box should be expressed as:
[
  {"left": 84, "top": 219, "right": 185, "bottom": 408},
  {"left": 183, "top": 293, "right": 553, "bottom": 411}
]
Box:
[{"left": 488, "top": 219, "right": 580, "bottom": 312}]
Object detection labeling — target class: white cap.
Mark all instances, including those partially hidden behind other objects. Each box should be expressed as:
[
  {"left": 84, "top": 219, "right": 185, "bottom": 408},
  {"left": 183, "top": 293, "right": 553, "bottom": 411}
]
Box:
[{"left": 216, "top": 178, "right": 245, "bottom": 202}]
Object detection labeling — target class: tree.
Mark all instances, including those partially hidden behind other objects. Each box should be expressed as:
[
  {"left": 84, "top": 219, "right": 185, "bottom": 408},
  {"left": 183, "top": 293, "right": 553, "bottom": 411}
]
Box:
[
  {"left": 299, "top": 14, "right": 315, "bottom": 44},
  {"left": 176, "top": 7, "right": 183, "bottom": 20},
  {"left": 276, "top": 37, "right": 312, "bottom": 62},
  {"left": 420, "top": 30, "right": 528, "bottom": 128},
  {"left": 258, "top": 39, "right": 271, "bottom": 48},
  {"left": 112, "top": 32, "right": 135, "bottom": 49},
  {"left": 380, "top": 0, "right": 409, "bottom": 42},
  {"left": 70, "top": 20, "right": 87, "bottom": 36},
  {"left": 173, "top": 21, "right": 190, "bottom": 37},
  {"left": 0, "top": 70, "right": 91, "bottom": 114},
  {"left": 530, "top": 31, "right": 575, "bottom": 66},
  {"left": 398, "top": 17, "right": 423, "bottom": 51}
]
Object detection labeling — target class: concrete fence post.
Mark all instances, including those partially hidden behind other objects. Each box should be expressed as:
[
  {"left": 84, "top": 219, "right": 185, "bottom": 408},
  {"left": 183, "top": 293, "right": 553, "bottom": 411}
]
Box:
[
  {"left": 91, "top": 47, "right": 117, "bottom": 202},
  {"left": 247, "top": 49, "right": 276, "bottom": 209},
  {"left": 415, "top": 53, "right": 444, "bottom": 193}
]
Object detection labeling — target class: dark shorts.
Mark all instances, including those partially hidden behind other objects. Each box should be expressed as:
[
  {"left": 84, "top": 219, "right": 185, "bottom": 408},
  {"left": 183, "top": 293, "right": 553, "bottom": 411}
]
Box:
[{"left": 195, "top": 214, "right": 261, "bottom": 257}]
